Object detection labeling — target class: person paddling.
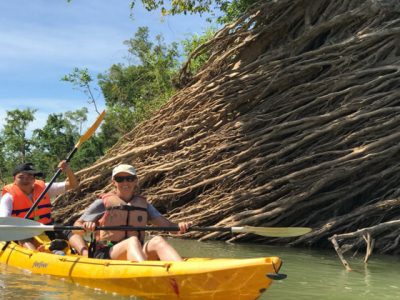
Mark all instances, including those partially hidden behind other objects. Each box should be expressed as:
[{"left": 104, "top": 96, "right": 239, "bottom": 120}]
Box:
[
  {"left": 0, "top": 161, "right": 88, "bottom": 256},
  {"left": 74, "top": 164, "right": 191, "bottom": 261}
]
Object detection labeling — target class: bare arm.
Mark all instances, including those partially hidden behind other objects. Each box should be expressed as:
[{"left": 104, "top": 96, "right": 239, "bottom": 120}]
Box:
[
  {"left": 150, "top": 215, "right": 192, "bottom": 234},
  {"left": 74, "top": 219, "right": 97, "bottom": 234},
  {"left": 58, "top": 160, "right": 79, "bottom": 190},
  {"left": 73, "top": 199, "right": 105, "bottom": 235}
]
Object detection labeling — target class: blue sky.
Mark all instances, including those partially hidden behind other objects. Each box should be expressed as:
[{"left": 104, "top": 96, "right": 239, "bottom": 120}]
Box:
[{"left": 0, "top": 0, "right": 216, "bottom": 132}]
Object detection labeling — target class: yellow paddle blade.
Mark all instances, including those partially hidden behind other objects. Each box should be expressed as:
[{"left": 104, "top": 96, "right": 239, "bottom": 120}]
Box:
[
  {"left": 232, "top": 226, "right": 312, "bottom": 237},
  {"left": 75, "top": 110, "right": 105, "bottom": 148}
]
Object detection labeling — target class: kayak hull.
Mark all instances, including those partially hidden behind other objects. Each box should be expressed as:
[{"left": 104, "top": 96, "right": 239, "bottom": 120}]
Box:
[{"left": 0, "top": 241, "right": 283, "bottom": 299}]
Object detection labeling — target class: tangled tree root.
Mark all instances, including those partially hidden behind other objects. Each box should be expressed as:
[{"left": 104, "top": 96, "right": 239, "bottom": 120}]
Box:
[{"left": 53, "top": 0, "right": 400, "bottom": 260}]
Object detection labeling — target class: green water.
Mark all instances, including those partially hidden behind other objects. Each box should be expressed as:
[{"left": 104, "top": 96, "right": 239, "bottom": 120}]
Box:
[{"left": 1, "top": 238, "right": 400, "bottom": 299}]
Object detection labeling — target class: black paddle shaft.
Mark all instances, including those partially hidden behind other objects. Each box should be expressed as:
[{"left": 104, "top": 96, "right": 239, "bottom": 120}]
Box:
[
  {"left": 24, "top": 147, "right": 77, "bottom": 220},
  {"left": 52, "top": 225, "right": 233, "bottom": 233}
]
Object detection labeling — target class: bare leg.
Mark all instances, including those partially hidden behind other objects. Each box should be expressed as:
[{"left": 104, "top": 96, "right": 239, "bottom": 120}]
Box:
[
  {"left": 109, "top": 236, "right": 146, "bottom": 261},
  {"left": 144, "top": 236, "right": 183, "bottom": 261},
  {"left": 68, "top": 234, "right": 89, "bottom": 257},
  {"left": 21, "top": 240, "right": 36, "bottom": 250}
]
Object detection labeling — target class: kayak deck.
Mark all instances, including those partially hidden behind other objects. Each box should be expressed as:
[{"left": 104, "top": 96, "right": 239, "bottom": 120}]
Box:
[{"left": 0, "top": 241, "right": 284, "bottom": 299}]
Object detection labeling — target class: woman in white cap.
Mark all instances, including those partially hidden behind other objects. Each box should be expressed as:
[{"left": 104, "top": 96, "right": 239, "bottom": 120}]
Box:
[{"left": 74, "top": 164, "right": 191, "bottom": 261}]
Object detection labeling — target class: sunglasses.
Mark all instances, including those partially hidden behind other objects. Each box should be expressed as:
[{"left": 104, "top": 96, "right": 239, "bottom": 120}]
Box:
[{"left": 114, "top": 175, "right": 137, "bottom": 183}]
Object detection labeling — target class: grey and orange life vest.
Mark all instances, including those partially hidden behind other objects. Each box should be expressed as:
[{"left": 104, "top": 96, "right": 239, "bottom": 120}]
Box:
[
  {"left": 98, "top": 192, "right": 149, "bottom": 243},
  {"left": 1, "top": 180, "right": 53, "bottom": 224}
]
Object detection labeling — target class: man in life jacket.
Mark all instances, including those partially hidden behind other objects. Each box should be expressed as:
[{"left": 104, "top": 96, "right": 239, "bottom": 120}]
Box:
[
  {"left": 0, "top": 161, "right": 88, "bottom": 256},
  {"left": 74, "top": 164, "right": 192, "bottom": 261}
]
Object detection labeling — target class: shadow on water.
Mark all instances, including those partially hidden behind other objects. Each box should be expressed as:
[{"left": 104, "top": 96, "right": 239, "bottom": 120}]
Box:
[{"left": 2, "top": 238, "right": 400, "bottom": 299}]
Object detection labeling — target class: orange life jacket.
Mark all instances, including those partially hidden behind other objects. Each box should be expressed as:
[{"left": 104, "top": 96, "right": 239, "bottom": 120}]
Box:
[
  {"left": 98, "top": 192, "right": 149, "bottom": 243},
  {"left": 2, "top": 180, "right": 53, "bottom": 224}
]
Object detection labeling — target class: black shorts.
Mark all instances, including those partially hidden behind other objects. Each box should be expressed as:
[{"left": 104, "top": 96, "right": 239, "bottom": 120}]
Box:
[
  {"left": 45, "top": 230, "right": 68, "bottom": 240},
  {"left": 94, "top": 245, "right": 112, "bottom": 259}
]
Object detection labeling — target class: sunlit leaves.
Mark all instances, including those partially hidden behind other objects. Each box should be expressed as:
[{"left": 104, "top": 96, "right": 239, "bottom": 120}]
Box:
[
  {"left": 0, "top": 107, "right": 100, "bottom": 182},
  {"left": 61, "top": 68, "right": 101, "bottom": 114},
  {"left": 130, "top": 0, "right": 257, "bottom": 22},
  {"left": 98, "top": 26, "right": 180, "bottom": 148},
  {"left": 1, "top": 108, "right": 36, "bottom": 163}
]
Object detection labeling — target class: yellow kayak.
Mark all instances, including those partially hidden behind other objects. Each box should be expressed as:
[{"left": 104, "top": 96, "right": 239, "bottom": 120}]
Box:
[{"left": 0, "top": 240, "right": 284, "bottom": 299}]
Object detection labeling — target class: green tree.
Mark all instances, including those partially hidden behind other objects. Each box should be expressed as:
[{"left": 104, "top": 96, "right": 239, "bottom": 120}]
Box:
[
  {"left": 217, "top": 0, "right": 259, "bottom": 24},
  {"left": 181, "top": 27, "right": 216, "bottom": 76},
  {"left": 132, "top": 0, "right": 226, "bottom": 15},
  {"left": 61, "top": 68, "right": 101, "bottom": 114},
  {"left": 98, "top": 26, "right": 180, "bottom": 148},
  {"left": 65, "top": 107, "right": 88, "bottom": 134},
  {"left": 122, "top": 27, "right": 179, "bottom": 100},
  {"left": 31, "top": 113, "right": 77, "bottom": 177},
  {"left": 65, "top": 107, "right": 105, "bottom": 169},
  {"left": 131, "top": 0, "right": 259, "bottom": 23},
  {"left": 30, "top": 109, "right": 101, "bottom": 176},
  {"left": 1, "top": 108, "right": 36, "bottom": 164},
  {"left": 71, "top": 135, "right": 105, "bottom": 170},
  {"left": 0, "top": 135, "right": 6, "bottom": 184}
]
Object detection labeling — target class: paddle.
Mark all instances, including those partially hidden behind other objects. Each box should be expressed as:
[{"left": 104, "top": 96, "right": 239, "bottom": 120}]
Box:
[
  {"left": 0, "top": 217, "right": 312, "bottom": 242},
  {"left": 24, "top": 110, "right": 105, "bottom": 220}
]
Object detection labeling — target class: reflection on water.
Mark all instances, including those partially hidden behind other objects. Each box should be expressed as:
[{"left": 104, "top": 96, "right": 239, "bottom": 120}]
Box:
[
  {"left": 2, "top": 238, "right": 400, "bottom": 299},
  {"left": 0, "top": 264, "right": 121, "bottom": 300}
]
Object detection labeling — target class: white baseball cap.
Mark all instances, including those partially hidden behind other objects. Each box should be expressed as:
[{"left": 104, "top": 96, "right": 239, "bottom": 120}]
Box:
[{"left": 112, "top": 164, "right": 137, "bottom": 178}]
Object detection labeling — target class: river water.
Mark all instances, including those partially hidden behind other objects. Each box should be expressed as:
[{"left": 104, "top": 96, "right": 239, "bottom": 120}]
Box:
[{"left": 1, "top": 238, "right": 400, "bottom": 299}]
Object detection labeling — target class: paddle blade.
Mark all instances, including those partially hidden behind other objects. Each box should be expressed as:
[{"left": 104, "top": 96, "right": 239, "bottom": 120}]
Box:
[
  {"left": 232, "top": 226, "right": 312, "bottom": 237},
  {"left": 75, "top": 110, "right": 105, "bottom": 148},
  {"left": 0, "top": 217, "right": 48, "bottom": 241}
]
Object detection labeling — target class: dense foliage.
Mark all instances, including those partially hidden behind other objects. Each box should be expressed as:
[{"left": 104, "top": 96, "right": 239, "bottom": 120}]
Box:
[
  {"left": 0, "top": 108, "right": 104, "bottom": 183},
  {"left": 98, "top": 27, "right": 180, "bottom": 148},
  {"left": 131, "top": 0, "right": 259, "bottom": 24}
]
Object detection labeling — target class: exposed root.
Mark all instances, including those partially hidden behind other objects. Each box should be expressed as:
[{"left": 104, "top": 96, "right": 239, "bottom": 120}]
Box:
[{"left": 53, "top": 0, "right": 400, "bottom": 261}]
